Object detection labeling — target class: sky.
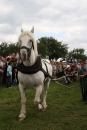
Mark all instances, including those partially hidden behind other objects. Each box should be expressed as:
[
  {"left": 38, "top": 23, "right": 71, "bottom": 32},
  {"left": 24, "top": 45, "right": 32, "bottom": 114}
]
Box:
[{"left": 0, "top": 0, "right": 87, "bottom": 54}]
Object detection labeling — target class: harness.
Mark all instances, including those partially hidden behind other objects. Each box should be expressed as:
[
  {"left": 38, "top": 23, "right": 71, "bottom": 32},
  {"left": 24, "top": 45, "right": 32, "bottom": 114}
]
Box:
[
  {"left": 18, "top": 56, "right": 53, "bottom": 79},
  {"left": 18, "top": 41, "right": 53, "bottom": 79},
  {"left": 20, "top": 42, "right": 34, "bottom": 57}
]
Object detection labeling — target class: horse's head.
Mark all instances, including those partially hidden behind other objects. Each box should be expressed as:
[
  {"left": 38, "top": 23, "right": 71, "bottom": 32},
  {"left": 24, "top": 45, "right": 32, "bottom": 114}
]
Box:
[{"left": 18, "top": 27, "right": 38, "bottom": 65}]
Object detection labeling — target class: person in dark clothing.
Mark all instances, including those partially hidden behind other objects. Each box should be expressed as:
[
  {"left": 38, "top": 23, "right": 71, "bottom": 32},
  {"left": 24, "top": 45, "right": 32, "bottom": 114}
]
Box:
[
  {"left": 80, "top": 59, "right": 87, "bottom": 103},
  {"left": 63, "top": 65, "right": 73, "bottom": 85},
  {"left": 12, "top": 59, "right": 18, "bottom": 85},
  {"left": 3, "top": 58, "right": 10, "bottom": 86},
  {"left": 71, "top": 65, "right": 78, "bottom": 81},
  {"left": 0, "top": 68, "right": 3, "bottom": 85}
]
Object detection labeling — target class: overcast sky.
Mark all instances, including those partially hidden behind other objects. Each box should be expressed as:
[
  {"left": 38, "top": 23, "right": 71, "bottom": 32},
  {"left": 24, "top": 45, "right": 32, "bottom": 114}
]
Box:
[{"left": 0, "top": 0, "right": 87, "bottom": 54}]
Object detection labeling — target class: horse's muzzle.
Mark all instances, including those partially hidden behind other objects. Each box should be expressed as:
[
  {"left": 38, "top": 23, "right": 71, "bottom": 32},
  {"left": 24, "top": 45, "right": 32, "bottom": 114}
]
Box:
[{"left": 20, "top": 49, "right": 28, "bottom": 61}]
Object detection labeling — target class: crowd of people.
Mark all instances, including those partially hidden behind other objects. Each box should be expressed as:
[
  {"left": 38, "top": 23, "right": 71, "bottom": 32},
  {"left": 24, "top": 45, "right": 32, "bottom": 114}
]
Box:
[
  {"left": 0, "top": 54, "right": 87, "bottom": 103},
  {"left": 0, "top": 54, "right": 85, "bottom": 87},
  {"left": 0, "top": 53, "right": 18, "bottom": 88},
  {"left": 51, "top": 59, "right": 87, "bottom": 103},
  {"left": 50, "top": 60, "right": 80, "bottom": 84}
]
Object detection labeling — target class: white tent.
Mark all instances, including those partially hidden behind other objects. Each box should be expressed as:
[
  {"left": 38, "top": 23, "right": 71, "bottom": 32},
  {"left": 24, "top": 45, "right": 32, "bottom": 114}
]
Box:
[{"left": 57, "top": 58, "right": 63, "bottom": 62}]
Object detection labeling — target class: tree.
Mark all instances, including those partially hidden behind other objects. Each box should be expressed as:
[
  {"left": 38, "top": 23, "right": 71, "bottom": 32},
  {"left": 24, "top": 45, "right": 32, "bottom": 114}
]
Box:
[
  {"left": 0, "top": 42, "right": 19, "bottom": 57},
  {"left": 68, "top": 48, "right": 87, "bottom": 60},
  {"left": 0, "top": 42, "right": 8, "bottom": 56},
  {"left": 37, "top": 37, "right": 68, "bottom": 59},
  {"left": 7, "top": 42, "right": 19, "bottom": 54}
]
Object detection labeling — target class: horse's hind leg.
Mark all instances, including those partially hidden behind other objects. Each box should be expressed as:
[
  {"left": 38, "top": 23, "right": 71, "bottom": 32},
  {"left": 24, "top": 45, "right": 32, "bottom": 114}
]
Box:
[
  {"left": 34, "top": 85, "right": 42, "bottom": 105},
  {"left": 42, "top": 78, "right": 50, "bottom": 110},
  {"left": 18, "top": 83, "right": 26, "bottom": 121}
]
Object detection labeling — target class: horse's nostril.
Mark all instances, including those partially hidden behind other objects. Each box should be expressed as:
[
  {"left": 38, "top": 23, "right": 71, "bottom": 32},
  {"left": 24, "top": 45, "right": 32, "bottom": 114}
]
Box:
[
  {"left": 21, "top": 49, "right": 27, "bottom": 55},
  {"left": 24, "top": 54, "right": 26, "bottom": 57}
]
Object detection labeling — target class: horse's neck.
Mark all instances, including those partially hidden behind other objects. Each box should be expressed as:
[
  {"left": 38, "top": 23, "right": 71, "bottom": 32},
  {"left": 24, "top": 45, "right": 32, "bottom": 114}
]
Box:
[{"left": 23, "top": 51, "right": 37, "bottom": 66}]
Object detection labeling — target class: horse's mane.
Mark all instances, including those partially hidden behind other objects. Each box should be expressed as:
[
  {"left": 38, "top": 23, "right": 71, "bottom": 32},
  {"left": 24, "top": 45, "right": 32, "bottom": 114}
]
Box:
[{"left": 18, "top": 31, "right": 38, "bottom": 56}]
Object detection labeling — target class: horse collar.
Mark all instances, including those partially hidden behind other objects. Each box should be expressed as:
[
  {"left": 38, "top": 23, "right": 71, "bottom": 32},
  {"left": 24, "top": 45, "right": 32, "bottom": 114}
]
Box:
[
  {"left": 18, "top": 56, "right": 42, "bottom": 74},
  {"left": 18, "top": 56, "right": 53, "bottom": 79}
]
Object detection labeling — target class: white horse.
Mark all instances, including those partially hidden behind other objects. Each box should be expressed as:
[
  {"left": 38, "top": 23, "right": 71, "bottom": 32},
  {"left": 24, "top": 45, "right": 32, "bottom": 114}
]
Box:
[{"left": 17, "top": 27, "right": 52, "bottom": 121}]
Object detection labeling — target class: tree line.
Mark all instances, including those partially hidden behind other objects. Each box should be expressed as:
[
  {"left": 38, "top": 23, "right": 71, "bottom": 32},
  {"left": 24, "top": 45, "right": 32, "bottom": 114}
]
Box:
[{"left": 0, "top": 37, "right": 87, "bottom": 60}]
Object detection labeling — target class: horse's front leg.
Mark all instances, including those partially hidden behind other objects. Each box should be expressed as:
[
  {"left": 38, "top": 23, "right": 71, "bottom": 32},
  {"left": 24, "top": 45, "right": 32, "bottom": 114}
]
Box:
[
  {"left": 18, "top": 83, "right": 26, "bottom": 121},
  {"left": 34, "top": 85, "right": 43, "bottom": 105},
  {"left": 42, "top": 79, "right": 50, "bottom": 110}
]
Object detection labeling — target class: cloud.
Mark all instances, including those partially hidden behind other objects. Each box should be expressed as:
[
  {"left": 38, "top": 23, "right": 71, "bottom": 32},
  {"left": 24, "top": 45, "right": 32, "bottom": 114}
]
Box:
[{"left": 0, "top": 0, "right": 87, "bottom": 55}]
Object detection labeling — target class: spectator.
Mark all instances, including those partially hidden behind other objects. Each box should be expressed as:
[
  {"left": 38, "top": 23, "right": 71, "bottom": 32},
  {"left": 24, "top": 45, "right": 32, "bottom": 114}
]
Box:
[
  {"left": 6, "top": 61, "right": 13, "bottom": 88},
  {"left": 11, "top": 53, "right": 15, "bottom": 60},
  {"left": 80, "top": 59, "right": 87, "bottom": 103},
  {"left": 71, "top": 65, "right": 78, "bottom": 81},
  {"left": 3, "top": 57, "right": 11, "bottom": 86},
  {"left": 12, "top": 58, "right": 18, "bottom": 85},
  {"left": 77, "top": 63, "right": 81, "bottom": 76},
  {"left": 0, "top": 56, "right": 4, "bottom": 84},
  {"left": 58, "top": 61, "right": 64, "bottom": 78},
  {"left": 52, "top": 61, "right": 57, "bottom": 77},
  {"left": 0, "top": 68, "right": 3, "bottom": 85},
  {"left": 2, "top": 57, "right": 7, "bottom": 85},
  {"left": 63, "top": 65, "right": 73, "bottom": 85},
  {"left": 12, "top": 69, "right": 18, "bottom": 85}
]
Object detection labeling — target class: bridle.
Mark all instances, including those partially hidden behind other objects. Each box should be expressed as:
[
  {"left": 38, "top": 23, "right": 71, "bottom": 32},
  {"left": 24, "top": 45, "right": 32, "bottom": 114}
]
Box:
[{"left": 19, "top": 41, "right": 34, "bottom": 58}]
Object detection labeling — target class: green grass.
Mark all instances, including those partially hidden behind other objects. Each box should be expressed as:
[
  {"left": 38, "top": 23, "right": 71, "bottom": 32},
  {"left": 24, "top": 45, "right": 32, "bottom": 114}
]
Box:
[{"left": 0, "top": 80, "right": 87, "bottom": 130}]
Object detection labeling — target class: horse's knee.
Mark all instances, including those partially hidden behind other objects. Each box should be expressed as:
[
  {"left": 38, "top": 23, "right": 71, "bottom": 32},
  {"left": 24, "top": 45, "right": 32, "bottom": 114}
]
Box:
[
  {"left": 21, "top": 97, "right": 26, "bottom": 103},
  {"left": 21, "top": 101, "right": 26, "bottom": 104}
]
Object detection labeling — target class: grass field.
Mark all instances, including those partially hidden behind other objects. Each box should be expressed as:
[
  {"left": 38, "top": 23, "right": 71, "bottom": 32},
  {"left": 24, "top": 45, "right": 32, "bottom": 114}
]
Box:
[{"left": 0, "top": 80, "right": 87, "bottom": 130}]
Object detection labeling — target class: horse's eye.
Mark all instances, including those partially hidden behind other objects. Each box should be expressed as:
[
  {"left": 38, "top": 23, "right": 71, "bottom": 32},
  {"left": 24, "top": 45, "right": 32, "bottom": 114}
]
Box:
[
  {"left": 29, "top": 39, "right": 33, "bottom": 43},
  {"left": 28, "top": 39, "right": 33, "bottom": 48}
]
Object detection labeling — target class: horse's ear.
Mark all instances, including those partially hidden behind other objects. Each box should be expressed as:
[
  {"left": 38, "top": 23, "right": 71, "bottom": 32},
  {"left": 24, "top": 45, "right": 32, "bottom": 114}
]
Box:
[
  {"left": 31, "top": 26, "right": 34, "bottom": 33},
  {"left": 21, "top": 29, "right": 23, "bottom": 32}
]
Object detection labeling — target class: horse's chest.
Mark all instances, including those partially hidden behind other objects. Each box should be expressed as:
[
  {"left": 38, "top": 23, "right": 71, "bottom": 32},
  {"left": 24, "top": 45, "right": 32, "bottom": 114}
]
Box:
[{"left": 18, "top": 71, "right": 44, "bottom": 88}]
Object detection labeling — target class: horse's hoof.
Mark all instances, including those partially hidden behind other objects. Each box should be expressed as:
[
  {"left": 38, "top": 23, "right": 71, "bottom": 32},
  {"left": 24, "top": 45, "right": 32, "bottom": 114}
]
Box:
[
  {"left": 38, "top": 104, "right": 43, "bottom": 110},
  {"left": 18, "top": 117, "right": 25, "bottom": 121},
  {"left": 42, "top": 108, "right": 46, "bottom": 112}
]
